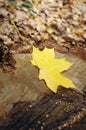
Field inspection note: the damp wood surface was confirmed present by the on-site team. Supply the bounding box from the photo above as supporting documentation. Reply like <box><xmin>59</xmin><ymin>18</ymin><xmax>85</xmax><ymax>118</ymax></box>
<box><xmin>0</xmin><ymin>89</ymin><xmax>86</xmax><ymax>130</ymax></box>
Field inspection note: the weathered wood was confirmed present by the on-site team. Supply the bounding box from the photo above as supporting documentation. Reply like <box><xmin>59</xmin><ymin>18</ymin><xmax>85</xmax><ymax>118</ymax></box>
<box><xmin>0</xmin><ymin>53</ymin><xmax>86</xmax><ymax>130</ymax></box>
<box><xmin>0</xmin><ymin>88</ymin><xmax>86</xmax><ymax>130</ymax></box>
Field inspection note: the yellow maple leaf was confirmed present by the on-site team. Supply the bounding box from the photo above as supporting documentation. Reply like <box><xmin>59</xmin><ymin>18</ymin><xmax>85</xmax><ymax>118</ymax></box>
<box><xmin>31</xmin><ymin>46</ymin><xmax>76</xmax><ymax>93</ymax></box>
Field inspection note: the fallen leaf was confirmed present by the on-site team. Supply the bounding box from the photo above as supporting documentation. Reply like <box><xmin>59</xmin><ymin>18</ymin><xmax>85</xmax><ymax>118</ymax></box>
<box><xmin>33</xmin><ymin>0</ymin><xmax>39</xmax><ymax>6</ymax></box>
<box><xmin>31</xmin><ymin>46</ymin><xmax>76</xmax><ymax>93</ymax></box>
<box><xmin>9</xmin><ymin>0</ymin><xmax>17</xmax><ymax>6</ymax></box>
<box><xmin>22</xmin><ymin>1</ymin><xmax>33</xmax><ymax>8</ymax></box>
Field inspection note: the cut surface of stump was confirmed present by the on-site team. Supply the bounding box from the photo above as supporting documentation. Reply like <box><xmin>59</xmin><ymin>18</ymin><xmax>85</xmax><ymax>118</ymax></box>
<box><xmin>0</xmin><ymin>52</ymin><xmax>86</xmax><ymax>130</ymax></box>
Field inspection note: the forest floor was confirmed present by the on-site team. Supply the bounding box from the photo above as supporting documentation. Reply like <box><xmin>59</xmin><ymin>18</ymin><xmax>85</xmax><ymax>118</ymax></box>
<box><xmin>0</xmin><ymin>0</ymin><xmax>86</xmax><ymax>130</ymax></box>
<box><xmin>0</xmin><ymin>0</ymin><xmax>86</xmax><ymax>71</ymax></box>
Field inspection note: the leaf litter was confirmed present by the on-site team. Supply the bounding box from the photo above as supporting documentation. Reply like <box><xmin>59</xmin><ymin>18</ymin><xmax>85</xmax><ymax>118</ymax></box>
<box><xmin>0</xmin><ymin>0</ymin><xmax>86</xmax><ymax>71</ymax></box>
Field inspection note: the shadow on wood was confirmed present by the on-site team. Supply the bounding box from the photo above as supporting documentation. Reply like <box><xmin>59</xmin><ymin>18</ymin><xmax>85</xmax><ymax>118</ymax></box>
<box><xmin>0</xmin><ymin>87</ymin><xmax>86</xmax><ymax>130</ymax></box>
